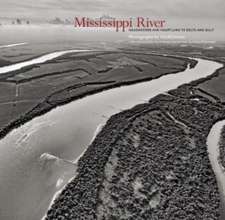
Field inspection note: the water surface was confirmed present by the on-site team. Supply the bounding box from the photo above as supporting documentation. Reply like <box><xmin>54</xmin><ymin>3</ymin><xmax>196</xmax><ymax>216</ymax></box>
<box><xmin>0</xmin><ymin>55</ymin><xmax>222</xmax><ymax>220</ymax></box>
<box><xmin>207</xmin><ymin>120</ymin><xmax>225</xmax><ymax>219</ymax></box>
<box><xmin>0</xmin><ymin>49</ymin><xmax>89</xmax><ymax>74</ymax></box>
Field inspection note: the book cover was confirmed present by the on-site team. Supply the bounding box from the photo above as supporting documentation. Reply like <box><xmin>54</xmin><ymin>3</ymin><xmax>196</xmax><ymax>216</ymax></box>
<box><xmin>0</xmin><ymin>1</ymin><xmax>224</xmax><ymax>219</ymax></box>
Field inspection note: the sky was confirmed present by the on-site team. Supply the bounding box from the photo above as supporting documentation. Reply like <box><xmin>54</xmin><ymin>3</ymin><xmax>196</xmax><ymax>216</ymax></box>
<box><xmin>0</xmin><ymin>0</ymin><xmax>224</xmax><ymax>20</ymax></box>
<box><xmin>0</xmin><ymin>0</ymin><xmax>224</xmax><ymax>41</ymax></box>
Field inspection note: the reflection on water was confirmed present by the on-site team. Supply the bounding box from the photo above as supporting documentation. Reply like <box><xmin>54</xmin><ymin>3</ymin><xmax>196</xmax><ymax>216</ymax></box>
<box><xmin>0</xmin><ymin>56</ymin><xmax>222</xmax><ymax>220</ymax></box>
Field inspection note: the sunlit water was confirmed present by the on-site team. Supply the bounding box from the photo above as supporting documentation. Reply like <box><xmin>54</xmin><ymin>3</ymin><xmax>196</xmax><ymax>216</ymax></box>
<box><xmin>0</xmin><ymin>49</ymin><xmax>90</xmax><ymax>74</ymax></box>
<box><xmin>0</xmin><ymin>53</ymin><xmax>222</xmax><ymax>219</ymax></box>
<box><xmin>0</xmin><ymin>42</ymin><xmax>28</xmax><ymax>49</ymax></box>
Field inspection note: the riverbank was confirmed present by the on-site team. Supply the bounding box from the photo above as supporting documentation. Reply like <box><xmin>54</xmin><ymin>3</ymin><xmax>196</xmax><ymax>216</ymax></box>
<box><xmin>43</xmin><ymin>56</ymin><xmax>225</xmax><ymax>219</ymax></box>
<box><xmin>0</xmin><ymin>50</ymin><xmax>194</xmax><ymax>139</ymax></box>
<box><xmin>0</xmin><ymin>48</ymin><xmax>223</xmax><ymax>219</ymax></box>
<box><xmin>218</xmin><ymin>125</ymin><xmax>225</xmax><ymax>169</ymax></box>
<box><xmin>0</xmin><ymin>48</ymin><xmax>204</xmax><ymax>220</ymax></box>
<box><xmin>45</xmin><ymin>81</ymin><xmax>225</xmax><ymax>219</ymax></box>
<box><xmin>42</xmin><ymin>53</ymin><xmax>225</xmax><ymax>220</ymax></box>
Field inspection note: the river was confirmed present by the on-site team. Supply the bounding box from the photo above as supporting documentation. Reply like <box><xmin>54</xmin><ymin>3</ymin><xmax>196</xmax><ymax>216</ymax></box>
<box><xmin>0</xmin><ymin>49</ymin><xmax>90</xmax><ymax>74</ymax></box>
<box><xmin>0</xmin><ymin>42</ymin><xmax>28</xmax><ymax>49</ymax></box>
<box><xmin>0</xmin><ymin>52</ymin><xmax>222</xmax><ymax>220</ymax></box>
<box><xmin>207</xmin><ymin>120</ymin><xmax>225</xmax><ymax>219</ymax></box>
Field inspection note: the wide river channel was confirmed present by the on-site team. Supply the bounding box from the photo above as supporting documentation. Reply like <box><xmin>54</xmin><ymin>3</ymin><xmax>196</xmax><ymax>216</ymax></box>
<box><xmin>0</xmin><ymin>50</ymin><xmax>223</xmax><ymax>220</ymax></box>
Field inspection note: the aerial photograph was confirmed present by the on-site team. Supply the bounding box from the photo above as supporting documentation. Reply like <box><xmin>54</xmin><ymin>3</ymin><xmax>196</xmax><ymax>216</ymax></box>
<box><xmin>0</xmin><ymin>0</ymin><xmax>225</xmax><ymax>219</ymax></box>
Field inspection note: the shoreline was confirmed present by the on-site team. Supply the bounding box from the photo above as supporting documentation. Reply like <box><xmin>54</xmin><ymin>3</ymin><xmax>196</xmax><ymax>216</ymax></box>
<box><xmin>42</xmin><ymin>57</ymin><xmax>225</xmax><ymax>219</ymax></box>
<box><xmin>0</xmin><ymin>52</ymin><xmax>194</xmax><ymax>140</ymax></box>
<box><xmin>218</xmin><ymin>122</ymin><xmax>225</xmax><ymax>170</ymax></box>
<box><xmin>0</xmin><ymin>52</ymin><xmax>224</xmax><ymax>219</ymax></box>
<box><xmin>45</xmin><ymin>82</ymin><xmax>225</xmax><ymax>219</ymax></box>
